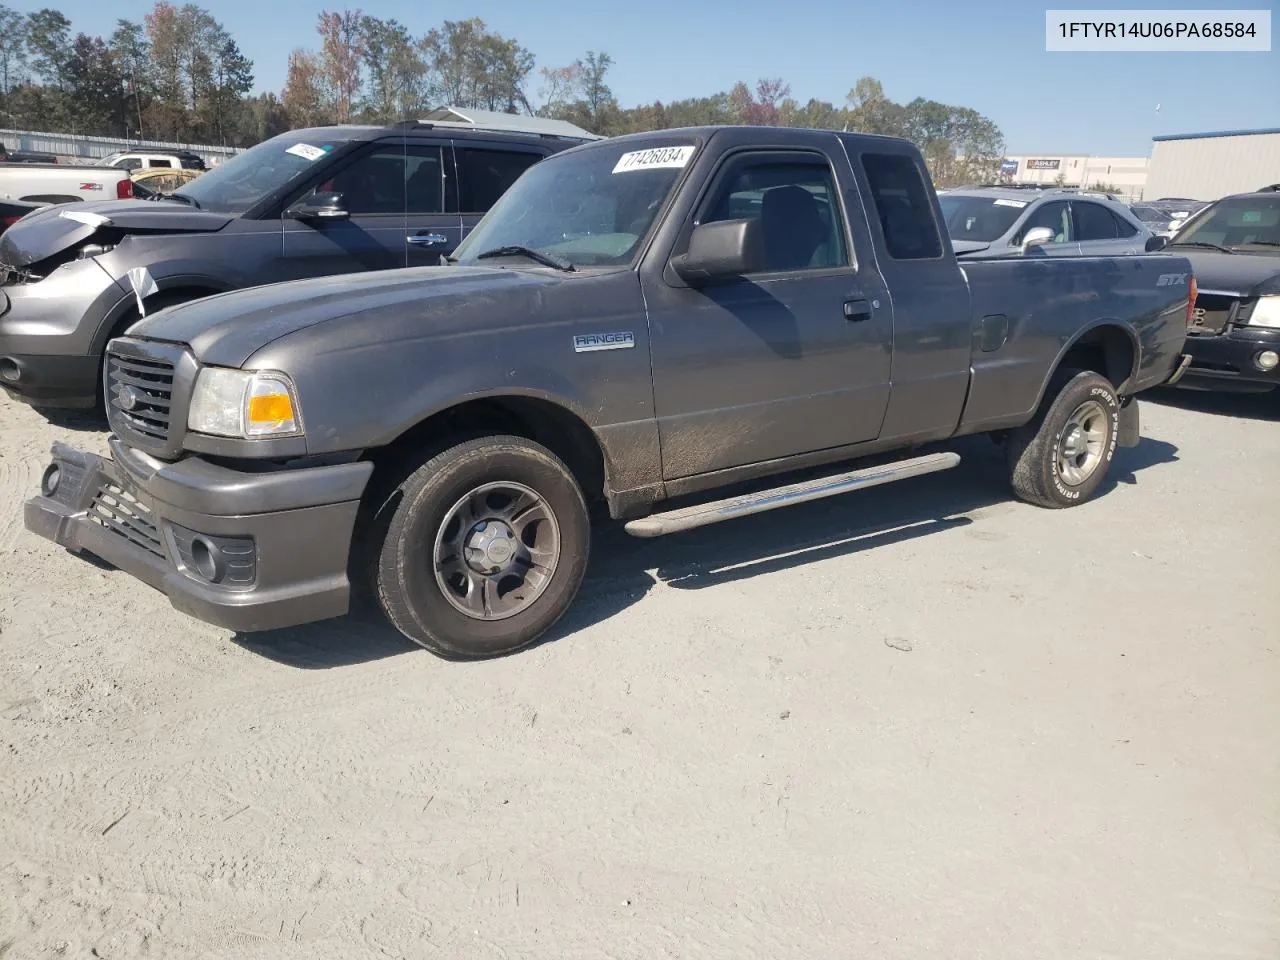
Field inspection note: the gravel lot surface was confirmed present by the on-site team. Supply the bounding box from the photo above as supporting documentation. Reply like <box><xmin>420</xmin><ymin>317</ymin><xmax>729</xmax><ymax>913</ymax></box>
<box><xmin>1</xmin><ymin>386</ymin><xmax>1277</xmax><ymax>959</ymax></box>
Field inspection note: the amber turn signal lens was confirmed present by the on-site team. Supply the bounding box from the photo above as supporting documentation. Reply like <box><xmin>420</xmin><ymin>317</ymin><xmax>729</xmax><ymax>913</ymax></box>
<box><xmin>247</xmin><ymin>392</ymin><xmax>294</xmax><ymax>425</ymax></box>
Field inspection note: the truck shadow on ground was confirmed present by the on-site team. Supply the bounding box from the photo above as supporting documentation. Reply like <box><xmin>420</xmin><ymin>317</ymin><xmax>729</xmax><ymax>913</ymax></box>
<box><xmin>1145</xmin><ymin>386</ymin><xmax>1279</xmax><ymax>422</ymax></box>
<box><xmin>34</xmin><ymin>406</ymin><xmax>110</xmax><ymax>433</ymax></box>
<box><xmin>232</xmin><ymin>433</ymin><xmax>1178</xmax><ymax>669</ymax></box>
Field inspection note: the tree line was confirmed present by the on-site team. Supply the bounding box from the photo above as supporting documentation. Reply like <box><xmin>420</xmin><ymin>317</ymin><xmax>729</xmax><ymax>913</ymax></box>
<box><xmin>0</xmin><ymin>4</ymin><xmax>1006</xmax><ymax>184</ymax></box>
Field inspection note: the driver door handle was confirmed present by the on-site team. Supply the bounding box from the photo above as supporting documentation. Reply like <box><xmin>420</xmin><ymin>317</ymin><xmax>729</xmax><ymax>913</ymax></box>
<box><xmin>408</xmin><ymin>233</ymin><xmax>448</xmax><ymax>246</ymax></box>
<box><xmin>843</xmin><ymin>298</ymin><xmax>872</xmax><ymax>322</ymax></box>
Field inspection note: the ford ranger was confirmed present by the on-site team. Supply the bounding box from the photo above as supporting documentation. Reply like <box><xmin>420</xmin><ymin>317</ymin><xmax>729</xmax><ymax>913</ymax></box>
<box><xmin>24</xmin><ymin>126</ymin><xmax>1195</xmax><ymax>660</ymax></box>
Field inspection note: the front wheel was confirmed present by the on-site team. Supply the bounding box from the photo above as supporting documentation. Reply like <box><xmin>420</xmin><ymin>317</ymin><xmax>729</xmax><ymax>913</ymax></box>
<box><xmin>372</xmin><ymin>435</ymin><xmax>590</xmax><ymax>659</ymax></box>
<box><xmin>1007</xmin><ymin>369</ymin><xmax>1120</xmax><ymax>508</ymax></box>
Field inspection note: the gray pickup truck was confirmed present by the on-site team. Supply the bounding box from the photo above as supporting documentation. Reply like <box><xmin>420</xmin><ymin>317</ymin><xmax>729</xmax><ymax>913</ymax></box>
<box><xmin>24</xmin><ymin>126</ymin><xmax>1194</xmax><ymax>660</ymax></box>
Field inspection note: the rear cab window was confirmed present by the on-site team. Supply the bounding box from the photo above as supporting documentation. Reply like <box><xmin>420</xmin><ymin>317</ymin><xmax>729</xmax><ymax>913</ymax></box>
<box><xmin>859</xmin><ymin>152</ymin><xmax>944</xmax><ymax>260</ymax></box>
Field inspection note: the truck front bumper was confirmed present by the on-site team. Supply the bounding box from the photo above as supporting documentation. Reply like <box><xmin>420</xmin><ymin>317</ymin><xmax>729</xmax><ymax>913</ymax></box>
<box><xmin>1179</xmin><ymin>327</ymin><xmax>1280</xmax><ymax>392</ymax></box>
<box><xmin>24</xmin><ymin>439</ymin><xmax>374</xmax><ymax>633</ymax></box>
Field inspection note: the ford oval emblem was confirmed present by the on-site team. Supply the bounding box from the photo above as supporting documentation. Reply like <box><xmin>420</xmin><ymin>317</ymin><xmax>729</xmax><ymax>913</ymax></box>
<box><xmin>118</xmin><ymin>385</ymin><xmax>140</xmax><ymax>411</ymax></box>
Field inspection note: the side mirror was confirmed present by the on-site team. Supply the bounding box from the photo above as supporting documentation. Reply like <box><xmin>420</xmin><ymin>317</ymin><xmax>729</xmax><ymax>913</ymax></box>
<box><xmin>288</xmin><ymin>191</ymin><xmax>349</xmax><ymax>221</ymax></box>
<box><xmin>671</xmin><ymin>218</ymin><xmax>767</xmax><ymax>284</ymax></box>
<box><xmin>1020</xmin><ymin>226</ymin><xmax>1055</xmax><ymax>252</ymax></box>
<box><xmin>1145</xmin><ymin>234</ymin><xmax>1167</xmax><ymax>252</ymax></box>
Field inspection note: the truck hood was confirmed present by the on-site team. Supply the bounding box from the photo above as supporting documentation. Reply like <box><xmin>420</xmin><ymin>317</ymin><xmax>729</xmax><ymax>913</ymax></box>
<box><xmin>128</xmin><ymin>265</ymin><xmax>559</xmax><ymax>368</ymax></box>
<box><xmin>0</xmin><ymin>199</ymin><xmax>232</xmax><ymax>268</ymax></box>
<box><xmin>1174</xmin><ymin>249</ymin><xmax>1280</xmax><ymax>297</ymax></box>
<box><xmin>950</xmin><ymin>239</ymin><xmax>993</xmax><ymax>256</ymax></box>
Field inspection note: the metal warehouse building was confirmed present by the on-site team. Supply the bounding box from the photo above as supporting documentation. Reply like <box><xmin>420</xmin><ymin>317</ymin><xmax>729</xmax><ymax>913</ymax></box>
<box><xmin>1144</xmin><ymin>128</ymin><xmax>1280</xmax><ymax>202</ymax></box>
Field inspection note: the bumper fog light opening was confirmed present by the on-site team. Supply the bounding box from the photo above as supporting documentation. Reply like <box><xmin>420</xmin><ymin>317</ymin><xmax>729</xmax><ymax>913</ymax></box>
<box><xmin>190</xmin><ymin>536</ymin><xmax>224</xmax><ymax>584</ymax></box>
<box><xmin>0</xmin><ymin>357</ymin><xmax>20</xmax><ymax>383</ymax></box>
<box><xmin>1255</xmin><ymin>350</ymin><xmax>1279</xmax><ymax>372</ymax></box>
<box><xmin>40</xmin><ymin>463</ymin><xmax>61</xmax><ymax>498</ymax></box>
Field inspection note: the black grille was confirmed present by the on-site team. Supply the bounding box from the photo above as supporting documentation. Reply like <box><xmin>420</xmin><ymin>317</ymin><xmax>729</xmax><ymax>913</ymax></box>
<box><xmin>1187</xmin><ymin>293</ymin><xmax>1238</xmax><ymax>336</ymax></box>
<box><xmin>88</xmin><ymin>482</ymin><xmax>165</xmax><ymax>559</ymax></box>
<box><xmin>107</xmin><ymin>353</ymin><xmax>175</xmax><ymax>443</ymax></box>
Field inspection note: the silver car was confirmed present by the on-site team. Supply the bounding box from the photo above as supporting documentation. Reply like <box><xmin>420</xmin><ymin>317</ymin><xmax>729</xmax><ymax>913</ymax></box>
<box><xmin>938</xmin><ymin>187</ymin><xmax>1163</xmax><ymax>258</ymax></box>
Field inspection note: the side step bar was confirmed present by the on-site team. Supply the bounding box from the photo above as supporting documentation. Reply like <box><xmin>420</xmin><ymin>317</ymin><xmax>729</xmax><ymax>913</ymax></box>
<box><xmin>623</xmin><ymin>451</ymin><xmax>961</xmax><ymax>538</ymax></box>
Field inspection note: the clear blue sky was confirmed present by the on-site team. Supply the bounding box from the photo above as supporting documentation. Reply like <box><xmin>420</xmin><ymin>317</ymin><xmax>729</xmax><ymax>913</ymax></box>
<box><xmin>12</xmin><ymin>0</ymin><xmax>1279</xmax><ymax>155</ymax></box>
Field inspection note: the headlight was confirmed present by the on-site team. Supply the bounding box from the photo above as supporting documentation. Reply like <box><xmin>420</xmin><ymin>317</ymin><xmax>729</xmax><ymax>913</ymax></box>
<box><xmin>187</xmin><ymin>367</ymin><xmax>302</xmax><ymax>439</ymax></box>
<box><xmin>1247</xmin><ymin>296</ymin><xmax>1280</xmax><ymax>330</ymax></box>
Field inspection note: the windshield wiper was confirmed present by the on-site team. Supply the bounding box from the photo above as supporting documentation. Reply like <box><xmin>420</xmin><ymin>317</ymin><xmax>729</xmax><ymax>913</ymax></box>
<box><xmin>1231</xmin><ymin>240</ymin><xmax>1280</xmax><ymax>249</ymax></box>
<box><xmin>1168</xmin><ymin>240</ymin><xmax>1233</xmax><ymax>254</ymax></box>
<box><xmin>475</xmin><ymin>245</ymin><xmax>575</xmax><ymax>272</ymax></box>
<box><xmin>162</xmin><ymin>192</ymin><xmax>200</xmax><ymax>209</ymax></box>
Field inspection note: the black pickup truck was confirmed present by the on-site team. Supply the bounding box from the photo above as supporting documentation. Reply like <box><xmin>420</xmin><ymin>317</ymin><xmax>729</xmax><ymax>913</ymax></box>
<box><xmin>25</xmin><ymin>126</ymin><xmax>1194</xmax><ymax>659</ymax></box>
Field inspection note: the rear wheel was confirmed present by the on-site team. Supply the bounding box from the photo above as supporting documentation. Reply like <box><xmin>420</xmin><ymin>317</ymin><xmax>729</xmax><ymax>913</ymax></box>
<box><xmin>371</xmin><ymin>435</ymin><xmax>590</xmax><ymax>659</ymax></box>
<box><xmin>1007</xmin><ymin>369</ymin><xmax>1120</xmax><ymax>508</ymax></box>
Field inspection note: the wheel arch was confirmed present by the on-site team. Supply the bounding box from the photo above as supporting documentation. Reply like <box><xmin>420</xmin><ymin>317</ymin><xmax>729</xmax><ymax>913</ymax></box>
<box><xmin>364</xmin><ymin>392</ymin><xmax>611</xmax><ymax>511</ymax></box>
<box><xmin>1033</xmin><ymin>320</ymin><xmax>1138</xmax><ymax>411</ymax></box>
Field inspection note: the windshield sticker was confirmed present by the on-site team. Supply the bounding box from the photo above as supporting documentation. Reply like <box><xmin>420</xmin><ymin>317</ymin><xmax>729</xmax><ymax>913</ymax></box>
<box><xmin>993</xmin><ymin>198</ymin><xmax>1029</xmax><ymax>208</ymax></box>
<box><xmin>58</xmin><ymin>209</ymin><xmax>112</xmax><ymax>227</ymax></box>
<box><xmin>1241</xmin><ymin>210</ymin><xmax>1262</xmax><ymax>223</ymax></box>
<box><xmin>612</xmin><ymin>146</ymin><xmax>695</xmax><ymax>174</ymax></box>
<box><xmin>286</xmin><ymin>143</ymin><xmax>327</xmax><ymax>162</ymax></box>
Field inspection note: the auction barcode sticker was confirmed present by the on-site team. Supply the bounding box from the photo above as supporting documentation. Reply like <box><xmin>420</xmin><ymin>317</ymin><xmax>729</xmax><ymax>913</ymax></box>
<box><xmin>1046</xmin><ymin>9</ymin><xmax>1271</xmax><ymax>50</ymax></box>
<box><xmin>612</xmin><ymin>146</ymin><xmax>696</xmax><ymax>174</ymax></box>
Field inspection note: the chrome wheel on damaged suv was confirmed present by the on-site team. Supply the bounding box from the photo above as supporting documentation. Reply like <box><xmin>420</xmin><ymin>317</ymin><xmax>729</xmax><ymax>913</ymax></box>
<box><xmin>370</xmin><ymin>436</ymin><xmax>590</xmax><ymax>659</ymax></box>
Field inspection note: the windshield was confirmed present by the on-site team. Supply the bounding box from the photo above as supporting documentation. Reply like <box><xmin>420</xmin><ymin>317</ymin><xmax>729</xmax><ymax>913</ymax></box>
<box><xmin>172</xmin><ymin>133</ymin><xmax>354</xmax><ymax>215</ymax></box>
<box><xmin>1171</xmin><ymin>196</ymin><xmax>1280</xmax><ymax>252</ymax></box>
<box><xmin>937</xmin><ymin>194</ymin><xmax>1028</xmax><ymax>242</ymax></box>
<box><xmin>452</xmin><ymin>138</ymin><xmax>699</xmax><ymax>268</ymax></box>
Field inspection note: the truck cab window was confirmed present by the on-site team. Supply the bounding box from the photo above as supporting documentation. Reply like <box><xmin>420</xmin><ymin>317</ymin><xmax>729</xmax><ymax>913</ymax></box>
<box><xmin>860</xmin><ymin>153</ymin><xmax>943</xmax><ymax>260</ymax></box>
<box><xmin>701</xmin><ymin>159</ymin><xmax>849</xmax><ymax>271</ymax></box>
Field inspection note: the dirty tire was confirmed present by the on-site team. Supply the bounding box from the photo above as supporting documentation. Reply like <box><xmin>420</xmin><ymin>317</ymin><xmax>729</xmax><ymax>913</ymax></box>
<box><xmin>372</xmin><ymin>435</ymin><xmax>590</xmax><ymax>660</ymax></box>
<box><xmin>1007</xmin><ymin>368</ymin><xmax>1120</xmax><ymax>509</ymax></box>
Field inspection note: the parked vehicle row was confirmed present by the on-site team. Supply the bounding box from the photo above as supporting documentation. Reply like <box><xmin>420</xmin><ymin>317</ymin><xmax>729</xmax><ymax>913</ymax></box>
<box><xmin>0</xmin><ymin>120</ymin><xmax>591</xmax><ymax>407</ymax></box>
<box><xmin>18</xmin><ymin>124</ymin><xmax>1195</xmax><ymax>659</ymax></box>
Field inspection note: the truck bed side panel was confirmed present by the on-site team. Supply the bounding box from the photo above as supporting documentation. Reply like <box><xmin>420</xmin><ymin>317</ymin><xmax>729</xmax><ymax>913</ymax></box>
<box><xmin>956</xmin><ymin>255</ymin><xmax>1191</xmax><ymax>434</ymax></box>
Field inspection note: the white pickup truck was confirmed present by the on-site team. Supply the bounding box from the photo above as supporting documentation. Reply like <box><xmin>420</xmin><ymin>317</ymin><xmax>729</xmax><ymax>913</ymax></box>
<box><xmin>0</xmin><ymin>161</ymin><xmax>135</xmax><ymax>204</ymax></box>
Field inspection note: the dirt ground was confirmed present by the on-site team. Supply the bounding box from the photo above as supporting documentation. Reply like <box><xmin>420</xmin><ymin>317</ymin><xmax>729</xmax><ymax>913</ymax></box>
<box><xmin>0</xmin><ymin>386</ymin><xmax>1277</xmax><ymax>960</ymax></box>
